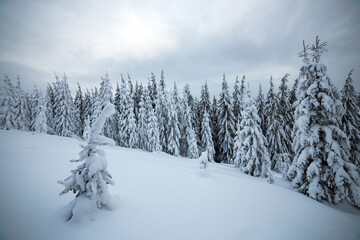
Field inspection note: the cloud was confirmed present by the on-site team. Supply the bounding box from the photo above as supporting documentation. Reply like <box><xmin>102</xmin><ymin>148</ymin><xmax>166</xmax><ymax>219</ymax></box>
<box><xmin>0</xmin><ymin>0</ymin><xmax>359</xmax><ymax>97</ymax></box>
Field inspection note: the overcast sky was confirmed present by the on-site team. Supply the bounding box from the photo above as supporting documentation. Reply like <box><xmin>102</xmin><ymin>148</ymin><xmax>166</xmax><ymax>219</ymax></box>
<box><xmin>0</xmin><ymin>0</ymin><xmax>359</xmax><ymax>97</ymax></box>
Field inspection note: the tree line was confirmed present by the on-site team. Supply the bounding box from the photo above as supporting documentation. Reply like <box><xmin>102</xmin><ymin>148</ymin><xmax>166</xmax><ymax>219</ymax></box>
<box><xmin>1</xmin><ymin>37</ymin><xmax>360</xmax><ymax>208</ymax></box>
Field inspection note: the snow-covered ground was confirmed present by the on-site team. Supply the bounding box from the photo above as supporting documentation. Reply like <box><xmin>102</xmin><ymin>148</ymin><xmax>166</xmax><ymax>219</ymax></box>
<box><xmin>0</xmin><ymin>130</ymin><xmax>359</xmax><ymax>240</ymax></box>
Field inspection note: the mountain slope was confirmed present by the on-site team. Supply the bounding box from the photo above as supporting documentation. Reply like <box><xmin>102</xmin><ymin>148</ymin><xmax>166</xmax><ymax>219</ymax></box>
<box><xmin>0</xmin><ymin>130</ymin><xmax>359</xmax><ymax>240</ymax></box>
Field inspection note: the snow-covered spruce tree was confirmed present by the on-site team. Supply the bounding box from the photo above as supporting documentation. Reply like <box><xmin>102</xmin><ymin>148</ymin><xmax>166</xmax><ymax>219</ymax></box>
<box><xmin>112</xmin><ymin>83</ymin><xmax>121</xmax><ymax>144</ymax></box>
<box><xmin>14</xmin><ymin>75</ymin><xmax>30</xmax><ymax>131</ymax></box>
<box><xmin>211</xmin><ymin>96</ymin><xmax>221</xmax><ymax>162</ymax></box>
<box><xmin>145</xmin><ymin>81</ymin><xmax>160</xmax><ymax>152</ymax></box>
<box><xmin>74</xmin><ymin>83</ymin><xmax>84</xmax><ymax>136</ymax></box>
<box><xmin>34</xmin><ymin>93</ymin><xmax>48</xmax><ymax>133</ymax></box>
<box><xmin>54</xmin><ymin>73</ymin><xmax>75</xmax><ymax>137</ymax></box>
<box><xmin>233</xmin><ymin>75</ymin><xmax>246</xmax><ymax>123</ymax></box>
<box><xmin>117</xmin><ymin>75</ymin><xmax>129</xmax><ymax>147</ymax></box>
<box><xmin>137</xmin><ymin>88</ymin><xmax>148</xmax><ymax>150</ymax></box>
<box><xmin>201</xmin><ymin>110</ymin><xmax>215</xmax><ymax>162</ymax></box>
<box><xmin>255</xmin><ymin>84</ymin><xmax>266</xmax><ymax>135</ymax></box>
<box><xmin>233</xmin><ymin>76</ymin><xmax>241</xmax><ymax>122</ymax></box>
<box><xmin>289</xmin><ymin>78</ymin><xmax>299</xmax><ymax>131</ymax></box>
<box><xmin>45</xmin><ymin>84</ymin><xmax>56</xmax><ymax>134</ymax></box>
<box><xmin>288</xmin><ymin>37</ymin><xmax>360</xmax><ymax>207</ymax></box>
<box><xmin>126</xmin><ymin>88</ymin><xmax>139</xmax><ymax>149</ymax></box>
<box><xmin>184</xmin><ymin>83</ymin><xmax>198</xmax><ymax>143</ymax></box>
<box><xmin>199</xmin><ymin>82</ymin><xmax>211</xmax><ymax>134</ymax></box>
<box><xmin>147</xmin><ymin>107</ymin><xmax>160</xmax><ymax>152</ymax></box>
<box><xmin>149</xmin><ymin>73</ymin><xmax>158</xmax><ymax>109</ymax></box>
<box><xmin>58</xmin><ymin>102</ymin><xmax>116</xmax><ymax>222</ymax></box>
<box><xmin>0</xmin><ymin>74</ymin><xmax>17</xmax><ymax>130</ymax></box>
<box><xmin>278</xmin><ymin>74</ymin><xmax>293</xmax><ymax>149</ymax></box>
<box><xmin>218</xmin><ymin>74</ymin><xmax>235</xmax><ymax>164</ymax></box>
<box><xmin>182</xmin><ymin>93</ymin><xmax>199</xmax><ymax>158</ymax></box>
<box><xmin>167</xmin><ymin>95</ymin><xmax>181</xmax><ymax>156</ymax></box>
<box><xmin>265</xmin><ymin>76</ymin><xmax>291</xmax><ymax>175</ymax></box>
<box><xmin>264</xmin><ymin>76</ymin><xmax>279</xmax><ymax>170</ymax></box>
<box><xmin>98</xmin><ymin>73</ymin><xmax>113</xmax><ymax>139</ymax></box>
<box><xmin>341</xmin><ymin>69</ymin><xmax>360</xmax><ymax>168</ymax></box>
<box><xmin>83</xmin><ymin>90</ymin><xmax>92</xmax><ymax>123</ymax></box>
<box><xmin>233</xmin><ymin>95</ymin><xmax>273</xmax><ymax>183</ymax></box>
<box><xmin>133</xmin><ymin>81</ymin><xmax>143</xmax><ymax>122</ymax></box>
<box><xmin>156</xmin><ymin>75</ymin><xmax>169</xmax><ymax>152</ymax></box>
<box><xmin>30</xmin><ymin>84</ymin><xmax>40</xmax><ymax>131</ymax></box>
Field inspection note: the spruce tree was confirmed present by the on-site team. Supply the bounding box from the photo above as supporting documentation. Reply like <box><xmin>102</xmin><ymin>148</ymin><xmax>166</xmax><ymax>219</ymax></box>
<box><xmin>34</xmin><ymin>93</ymin><xmax>48</xmax><ymax>133</ymax></box>
<box><xmin>126</xmin><ymin>88</ymin><xmax>139</xmax><ymax>149</ymax></box>
<box><xmin>0</xmin><ymin>74</ymin><xmax>17</xmax><ymax>130</ymax></box>
<box><xmin>264</xmin><ymin>76</ymin><xmax>280</xmax><ymax>170</ymax></box>
<box><xmin>30</xmin><ymin>84</ymin><xmax>40</xmax><ymax>131</ymax></box>
<box><xmin>45</xmin><ymin>84</ymin><xmax>56</xmax><ymax>134</ymax></box>
<box><xmin>182</xmin><ymin>93</ymin><xmax>199</xmax><ymax>158</ymax></box>
<box><xmin>167</xmin><ymin>95</ymin><xmax>181</xmax><ymax>156</ymax></box>
<box><xmin>341</xmin><ymin>69</ymin><xmax>360</xmax><ymax>168</ymax></box>
<box><xmin>156</xmin><ymin>79</ymin><xmax>169</xmax><ymax>152</ymax></box>
<box><xmin>201</xmin><ymin>110</ymin><xmax>215</xmax><ymax>162</ymax></box>
<box><xmin>147</xmin><ymin>106</ymin><xmax>160</xmax><ymax>152</ymax></box>
<box><xmin>149</xmin><ymin>73</ymin><xmax>157</xmax><ymax>109</ymax></box>
<box><xmin>144</xmin><ymin>81</ymin><xmax>160</xmax><ymax>152</ymax></box>
<box><xmin>74</xmin><ymin>83</ymin><xmax>84</xmax><ymax>136</ymax></box>
<box><xmin>233</xmin><ymin>96</ymin><xmax>273</xmax><ymax>183</ymax></box>
<box><xmin>218</xmin><ymin>74</ymin><xmax>235</xmax><ymax>164</ymax></box>
<box><xmin>137</xmin><ymin>88</ymin><xmax>148</xmax><ymax>150</ymax></box>
<box><xmin>278</xmin><ymin>73</ymin><xmax>293</xmax><ymax>149</ymax></box>
<box><xmin>58</xmin><ymin>102</ymin><xmax>116</xmax><ymax>222</ymax></box>
<box><xmin>255</xmin><ymin>84</ymin><xmax>266</xmax><ymax>135</ymax></box>
<box><xmin>211</xmin><ymin>96</ymin><xmax>220</xmax><ymax>162</ymax></box>
<box><xmin>288</xmin><ymin>37</ymin><xmax>360</xmax><ymax>207</ymax></box>
<box><xmin>14</xmin><ymin>75</ymin><xmax>30</xmax><ymax>131</ymax></box>
<box><xmin>233</xmin><ymin>76</ymin><xmax>241</xmax><ymax>122</ymax></box>
<box><xmin>54</xmin><ymin>73</ymin><xmax>75</xmax><ymax>137</ymax></box>
<box><xmin>83</xmin><ymin>90</ymin><xmax>92</xmax><ymax>122</ymax></box>
<box><xmin>117</xmin><ymin>75</ymin><xmax>129</xmax><ymax>147</ymax></box>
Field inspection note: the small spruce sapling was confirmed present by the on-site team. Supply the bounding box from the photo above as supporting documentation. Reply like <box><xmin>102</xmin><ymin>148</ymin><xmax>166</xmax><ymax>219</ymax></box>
<box><xmin>58</xmin><ymin>102</ymin><xmax>116</xmax><ymax>222</ymax></box>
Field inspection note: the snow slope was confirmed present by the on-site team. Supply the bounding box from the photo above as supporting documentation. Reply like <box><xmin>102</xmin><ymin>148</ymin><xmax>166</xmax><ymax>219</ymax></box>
<box><xmin>0</xmin><ymin>130</ymin><xmax>359</xmax><ymax>240</ymax></box>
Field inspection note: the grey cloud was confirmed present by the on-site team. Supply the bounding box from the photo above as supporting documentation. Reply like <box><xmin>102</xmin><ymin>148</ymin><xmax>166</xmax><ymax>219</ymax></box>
<box><xmin>0</xmin><ymin>0</ymin><xmax>359</xmax><ymax>97</ymax></box>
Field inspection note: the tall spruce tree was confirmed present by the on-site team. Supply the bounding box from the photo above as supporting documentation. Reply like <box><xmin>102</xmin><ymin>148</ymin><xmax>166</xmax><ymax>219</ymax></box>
<box><xmin>233</xmin><ymin>76</ymin><xmax>241</xmax><ymax>122</ymax></box>
<box><xmin>34</xmin><ymin>92</ymin><xmax>48</xmax><ymax>133</ymax></box>
<box><xmin>201</xmin><ymin>110</ymin><xmax>215</xmax><ymax>162</ymax></box>
<box><xmin>54</xmin><ymin>73</ymin><xmax>75</xmax><ymax>137</ymax></box>
<box><xmin>126</xmin><ymin>87</ymin><xmax>138</xmax><ymax>149</ymax></box>
<box><xmin>264</xmin><ymin>76</ymin><xmax>280</xmax><ymax>170</ymax></box>
<box><xmin>138</xmin><ymin>87</ymin><xmax>148</xmax><ymax>150</ymax></box>
<box><xmin>278</xmin><ymin>74</ymin><xmax>293</xmax><ymax>147</ymax></box>
<box><xmin>30</xmin><ymin>84</ymin><xmax>40</xmax><ymax>131</ymax></box>
<box><xmin>233</xmin><ymin>94</ymin><xmax>273</xmax><ymax>183</ymax></box>
<box><xmin>74</xmin><ymin>83</ymin><xmax>84</xmax><ymax>136</ymax></box>
<box><xmin>0</xmin><ymin>74</ymin><xmax>17</xmax><ymax>130</ymax></box>
<box><xmin>211</xmin><ymin>96</ymin><xmax>220</xmax><ymax>162</ymax></box>
<box><xmin>218</xmin><ymin>74</ymin><xmax>235</xmax><ymax>164</ymax></box>
<box><xmin>255</xmin><ymin>84</ymin><xmax>266</xmax><ymax>135</ymax></box>
<box><xmin>156</xmin><ymin>78</ymin><xmax>169</xmax><ymax>152</ymax></box>
<box><xmin>182</xmin><ymin>93</ymin><xmax>199</xmax><ymax>158</ymax></box>
<box><xmin>45</xmin><ymin>84</ymin><xmax>56</xmax><ymax>134</ymax></box>
<box><xmin>341</xmin><ymin>69</ymin><xmax>360</xmax><ymax>168</ymax></box>
<box><xmin>117</xmin><ymin>75</ymin><xmax>129</xmax><ymax>147</ymax></box>
<box><xmin>288</xmin><ymin>37</ymin><xmax>360</xmax><ymax>207</ymax></box>
<box><xmin>14</xmin><ymin>76</ymin><xmax>30</xmax><ymax>131</ymax></box>
<box><xmin>167</xmin><ymin>94</ymin><xmax>181</xmax><ymax>156</ymax></box>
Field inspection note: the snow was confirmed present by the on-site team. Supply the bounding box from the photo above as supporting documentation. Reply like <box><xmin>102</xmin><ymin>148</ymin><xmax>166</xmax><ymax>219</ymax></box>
<box><xmin>0</xmin><ymin>130</ymin><xmax>360</xmax><ymax>240</ymax></box>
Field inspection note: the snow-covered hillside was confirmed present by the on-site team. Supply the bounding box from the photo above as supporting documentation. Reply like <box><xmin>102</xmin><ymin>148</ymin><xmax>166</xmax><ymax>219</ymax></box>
<box><xmin>0</xmin><ymin>130</ymin><xmax>359</xmax><ymax>240</ymax></box>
